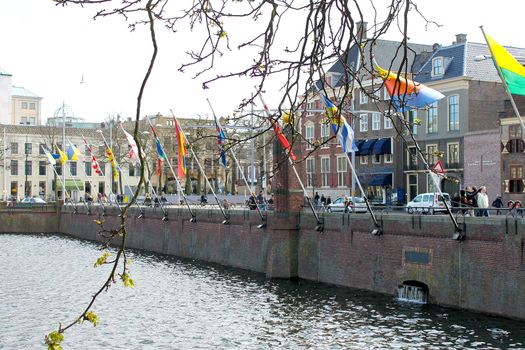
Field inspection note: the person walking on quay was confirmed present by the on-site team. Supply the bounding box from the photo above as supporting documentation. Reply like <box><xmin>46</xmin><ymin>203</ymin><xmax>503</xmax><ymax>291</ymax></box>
<box><xmin>476</xmin><ymin>186</ymin><xmax>489</xmax><ymax>217</ymax></box>
<box><xmin>313</xmin><ymin>192</ymin><xmax>320</xmax><ymax>208</ymax></box>
<box><xmin>492</xmin><ymin>194</ymin><xmax>503</xmax><ymax>215</ymax></box>
<box><xmin>460</xmin><ymin>190</ymin><xmax>469</xmax><ymax>215</ymax></box>
<box><xmin>320</xmin><ymin>194</ymin><xmax>326</xmax><ymax>207</ymax></box>
<box><xmin>325</xmin><ymin>196</ymin><xmax>332</xmax><ymax>207</ymax></box>
<box><xmin>466</xmin><ymin>186</ymin><xmax>480</xmax><ymax>216</ymax></box>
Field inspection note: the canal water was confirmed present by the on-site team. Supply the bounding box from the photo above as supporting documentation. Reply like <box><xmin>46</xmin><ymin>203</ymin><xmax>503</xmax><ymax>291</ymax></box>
<box><xmin>1</xmin><ymin>233</ymin><xmax>524</xmax><ymax>349</ymax></box>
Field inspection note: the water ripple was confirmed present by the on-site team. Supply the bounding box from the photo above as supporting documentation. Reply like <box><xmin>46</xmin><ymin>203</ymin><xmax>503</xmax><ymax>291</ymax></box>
<box><xmin>1</xmin><ymin>233</ymin><xmax>525</xmax><ymax>349</ymax></box>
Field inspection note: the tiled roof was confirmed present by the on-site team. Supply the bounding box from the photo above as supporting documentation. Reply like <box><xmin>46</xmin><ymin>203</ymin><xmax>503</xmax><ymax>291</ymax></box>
<box><xmin>0</xmin><ymin>66</ymin><xmax>12</xmax><ymax>76</ymax></box>
<box><xmin>11</xmin><ymin>86</ymin><xmax>41</xmax><ymax>98</ymax></box>
<box><xmin>416</xmin><ymin>41</ymin><xmax>525</xmax><ymax>84</ymax></box>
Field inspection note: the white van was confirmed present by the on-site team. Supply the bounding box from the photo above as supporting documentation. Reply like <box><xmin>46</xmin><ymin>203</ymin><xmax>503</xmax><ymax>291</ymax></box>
<box><xmin>406</xmin><ymin>192</ymin><xmax>451</xmax><ymax>214</ymax></box>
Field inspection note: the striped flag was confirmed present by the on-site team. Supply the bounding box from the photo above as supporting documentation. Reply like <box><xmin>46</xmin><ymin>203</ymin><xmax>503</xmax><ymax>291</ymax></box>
<box><xmin>213</xmin><ymin>115</ymin><xmax>228</xmax><ymax>167</ymax></box>
<box><xmin>260</xmin><ymin>96</ymin><xmax>296</xmax><ymax>161</ymax></box>
<box><xmin>150</xmin><ymin>125</ymin><xmax>167</xmax><ymax>176</ymax></box>
<box><xmin>173</xmin><ymin>116</ymin><xmax>187</xmax><ymax>179</ymax></box>
<box><xmin>104</xmin><ymin>142</ymin><xmax>119</xmax><ymax>179</ymax></box>
<box><xmin>82</xmin><ymin>137</ymin><xmax>102</xmax><ymax>176</ymax></box>
<box><xmin>121</xmin><ymin>126</ymin><xmax>141</xmax><ymax>165</ymax></box>
<box><xmin>323</xmin><ymin>94</ymin><xmax>358</xmax><ymax>153</ymax></box>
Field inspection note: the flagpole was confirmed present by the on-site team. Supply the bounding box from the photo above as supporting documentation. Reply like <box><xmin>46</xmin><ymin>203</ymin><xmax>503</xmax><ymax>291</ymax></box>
<box><xmin>140</xmin><ymin>140</ymin><xmax>169</xmax><ymax>220</ymax></box>
<box><xmin>145</xmin><ymin>116</ymin><xmax>196</xmax><ymax>221</ymax></box>
<box><xmin>480</xmin><ymin>26</ymin><xmax>525</xmax><ymax>138</ymax></box>
<box><xmin>258</xmin><ymin>94</ymin><xmax>323</xmax><ymax>229</ymax></box>
<box><xmin>96</xmin><ymin>131</ymin><xmax>145</xmax><ymax>218</ymax></box>
<box><xmin>82</xmin><ymin>135</ymin><xmax>123</xmax><ymax>215</ymax></box>
<box><xmin>41</xmin><ymin>145</ymin><xmax>78</xmax><ymax>213</ymax></box>
<box><xmin>65</xmin><ymin>138</ymin><xmax>90</xmax><ymax>213</ymax></box>
<box><xmin>207</xmin><ymin>98</ymin><xmax>266</xmax><ymax>222</ymax></box>
<box><xmin>170</xmin><ymin>110</ymin><xmax>230</xmax><ymax>224</ymax></box>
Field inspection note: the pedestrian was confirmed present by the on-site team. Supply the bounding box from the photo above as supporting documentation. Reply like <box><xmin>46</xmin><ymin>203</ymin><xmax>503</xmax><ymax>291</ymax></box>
<box><xmin>313</xmin><ymin>192</ymin><xmax>320</xmax><ymax>208</ymax></box>
<box><xmin>466</xmin><ymin>186</ymin><xmax>480</xmax><ymax>216</ymax></box>
<box><xmin>492</xmin><ymin>194</ymin><xmax>503</xmax><ymax>215</ymax></box>
<box><xmin>320</xmin><ymin>194</ymin><xmax>326</xmax><ymax>207</ymax></box>
<box><xmin>515</xmin><ymin>200</ymin><xmax>523</xmax><ymax>217</ymax></box>
<box><xmin>256</xmin><ymin>191</ymin><xmax>264</xmax><ymax>204</ymax></box>
<box><xmin>460</xmin><ymin>190</ymin><xmax>469</xmax><ymax>215</ymax></box>
<box><xmin>476</xmin><ymin>186</ymin><xmax>489</xmax><ymax>217</ymax></box>
<box><xmin>326</xmin><ymin>196</ymin><xmax>332</xmax><ymax>206</ymax></box>
<box><xmin>248</xmin><ymin>193</ymin><xmax>257</xmax><ymax>210</ymax></box>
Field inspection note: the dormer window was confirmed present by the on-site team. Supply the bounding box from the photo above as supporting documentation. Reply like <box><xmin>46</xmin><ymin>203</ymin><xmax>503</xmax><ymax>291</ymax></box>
<box><xmin>432</xmin><ymin>57</ymin><xmax>444</xmax><ymax>76</ymax></box>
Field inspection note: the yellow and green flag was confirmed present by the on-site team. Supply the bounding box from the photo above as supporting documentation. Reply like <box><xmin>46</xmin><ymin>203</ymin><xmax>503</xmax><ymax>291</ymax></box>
<box><xmin>486</xmin><ymin>34</ymin><xmax>525</xmax><ymax>96</ymax></box>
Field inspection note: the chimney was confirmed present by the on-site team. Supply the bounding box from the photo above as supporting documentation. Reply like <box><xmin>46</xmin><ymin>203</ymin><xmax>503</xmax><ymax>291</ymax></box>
<box><xmin>356</xmin><ymin>21</ymin><xmax>367</xmax><ymax>40</ymax></box>
<box><xmin>432</xmin><ymin>43</ymin><xmax>441</xmax><ymax>52</ymax></box>
<box><xmin>455</xmin><ymin>33</ymin><xmax>467</xmax><ymax>44</ymax></box>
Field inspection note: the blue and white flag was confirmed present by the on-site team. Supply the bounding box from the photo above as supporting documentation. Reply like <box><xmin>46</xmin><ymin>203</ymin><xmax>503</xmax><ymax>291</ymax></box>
<box><xmin>323</xmin><ymin>94</ymin><xmax>358</xmax><ymax>153</ymax></box>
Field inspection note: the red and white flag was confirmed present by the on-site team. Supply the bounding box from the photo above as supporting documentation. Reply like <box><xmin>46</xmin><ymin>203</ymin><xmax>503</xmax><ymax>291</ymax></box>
<box><xmin>83</xmin><ymin>137</ymin><xmax>102</xmax><ymax>176</ymax></box>
<box><xmin>121</xmin><ymin>126</ymin><xmax>141</xmax><ymax>165</ymax></box>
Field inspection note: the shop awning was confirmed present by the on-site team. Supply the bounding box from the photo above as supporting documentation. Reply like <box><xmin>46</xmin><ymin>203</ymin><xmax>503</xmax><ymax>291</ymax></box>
<box><xmin>358</xmin><ymin>139</ymin><xmax>377</xmax><ymax>156</ymax></box>
<box><xmin>368</xmin><ymin>173</ymin><xmax>392</xmax><ymax>186</ymax></box>
<box><xmin>372</xmin><ymin>138</ymin><xmax>392</xmax><ymax>155</ymax></box>
<box><xmin>56</xmin><ymin>179</ymin><xmax>85</xmax><ymax>191</ymax></box>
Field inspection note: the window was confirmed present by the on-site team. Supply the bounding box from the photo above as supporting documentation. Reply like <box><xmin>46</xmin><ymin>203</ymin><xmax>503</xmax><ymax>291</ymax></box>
<box><xmin>39</xmin><ymin>161</ymin><xmax>46</xmax><ymax>176</ymax></box>
<box><xmin>360</xmin><ymin>156</ymin><xmax>368</xmax><ymax>165</ymax></box>
<box><xmin>510</xmin><ymin>125</ymin><xmax>523</xmax><ymax>139</ymax></box>
<box><xmin>321</xmin><ymin>157</ymin><xmax>330</xmax><ymax>187</ymax></box>
<box><xmin>448</xmin><ymin>143</ymin><xmax>459</xmax><ymax>167</ymax></box>
<box><xmin>508</xmin><ymin>125</ymin><xmax>525</xmax><ymax>153</ymax></box>
<box><xmin>408</xmin><ymin>110</ymin><xmax>418</xmax><ymax>135</ymax></box>
<box><xmin>448</xmin><ymin>95</ymin><xmax>459</xmax><ymax>131</ymax></box>
<box><xmin>55</xmin><ymin>163</ymin><xmax>62</xmax><ymax>176</ymax></box>
<box><xmin>39</xmin><ymin>181</ymin><xmax>46</xmax><ymax>197</ymax></box>
<box><xmin>372</xmin><ymin>113</ymin><xmax>381</xmax><ymax>131</ymax></box>
<box><xmin>337</xmin><ymin>156</ymin><xmax>347</xmax><ymax>187</ymax></box>
<box><xmin>11</xmin><ymin>160</ymin><xmax>18</xmax><ymax>175</ymax></box>
<box><xmin>306</xmin><ymin>158</ymin><xmax>315</xmax><ymax>187</ymax></box>
<box><xmin>426</xmin><ymin>144</ymin><xmax>438</xmax><ymax>166</ymax></box>
<box><xmin>384</xmin><ymin>114</ymin><xmax>393</xmax><ymax>129</ymax></box>
<box><xmin>373</xmin><ymin>88</ymin><xmax>381</xmax><ymax>100</ymax></box>
<box><xmin>25</xmin><ymin>142</ymin><xmax>32</xmax><ymax>155</ymax></box>
<box><xmin>70</xmin><ymin>162</ymin><xmax>77</xmax><ymax>176</ymax></box>
<box><xmin>360</xmin><ymin>90</ymin><xmax>368</xmax><ymax>104</ymax></box>
<box><xmin>320</xmin><ymin>123</ymin><xmax>330</xmax><ymax>146</ymax></box>
<box><xmin>21</xmin><ymin>101</ymin><xmax>28</xmax><ymax>109</ymax></box>
<box><xmin>372</xmin><ymin>154</ymin><xmax>381</xmax><ymax>164</ymax></box>
<box><xmin>129</xmin><ymin>164</ymin><xmax>136</xmax><ymax>177</ymax></box>
<box><xmin>10</xmin><ymin>181</ymin><xmax>18</xmax><ymax>196</ymax></box>
<box><xmin>29</xmin><ymin>102</ymin><xmax>36</xmax><ymax>110</ymax></box>
<box><xmin>384</xmin><ymin>154</ymin><xmax>393</xmax><ymax>163</ymax></box>
<box><xmin>85</xmin><ymin>162</ymin><xmax>92</xmax><ymax>176</ymax></box>
<box><xmin>509</xmin><ymin>166</ymin><xmax>523</xmax><ymax>193</ymax></box>
<box><xmin>20</xmin><ymin>117</ymin><xmax>28</xmax><ymax>125</ymax></box>
<box><xmin>432</xmin><ymin>57</ymin><xmax>444</xmax><ymax>76</ymax></box>
<box><xmin>29</xmin><ymin>117</ymin><xmax>36</xmax><ymax>125</ymax></box>
<box><xmin>427</xmin><ymin>102</ymin><xmax>438</xmax><ymax>133</ymax></box>
<box><xmin>359</xmin><ymin>114</ymin><xmax>368</xmax><ymax>132</ymax></box>
<box><xmin>99</xmin><ymin>163</ymin><xmax>106</xmax><ymax>176</ymax></box>
<box><xmin>383</xmin><ymin>86</ymin><xmax>390</xmax><ymax>100</ymax></box>
<box><xmin>407</xmin><ymin>146</ymin><xmax>417</xmax><ymax>169</ymax></box>
<box><xmin>10</xmin><ymin>142</ymin><xmax>18</xmax><ymax>155</ymax></box>
<box><xmin>25</xmin><ymin>160</ymin><xmax>32</xmax><ymax>176</ymax></box>
<box><xmin>39</xmin><ymin>144</ymin><xmax>46</xmax><ymax>155</ymax></box>
<box><xmin>305</xmin><ymin>124</ymin><xmax>315</xmax><ymax>150</ymax></box>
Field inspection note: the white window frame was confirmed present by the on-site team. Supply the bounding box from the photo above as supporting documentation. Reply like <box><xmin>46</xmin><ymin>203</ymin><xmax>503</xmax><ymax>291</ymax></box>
<box><xmin>426</xmin><ymin>144</ymin><xmax>438</xmax><ymax>166</ymax></box>
<box><xmin>447</xmin><ymin>142</ymin><xmax>460</xmax><ymax>165</ymax></box>
<box><xmin>321</xmin><ymin>157</ymin><xmax>330</xmax><ymax>187</ymax></box>
<box><xmin>359</xmin><ymin>113</ymin><xmax>368</xmax><ymax>132</ymax></box>
<box><xmin>305</xmin><ymin>124</ymin><xmax>315</xmax><ymax>150</ymax></box>
<box><xmin>306</xmin><ymin>158</ymin><xmax>315</xmax><ymax>187</ymax></box>
<box><xmin>448</xmin><ymin>94</ymin><xmax>459</xmax><ymax>131</ymax></box>
<box><xmin>427</xmin><ymin>102</ymin><xmax>438</xmax><ymax>134</ymax></box>
<box><xmin>359</xmin><ymin>90</ymin><xmax>368</xmax><ymax>104</ymax></box>
<box><xmin>372</xmin><ymin>154</ymin><xmax>381</xmax><ymax>164</ymax></box>
<box><xmin>320</xmin><ymin>123</ymin><xmax>330</xmax><ymax>147</ymax></box>
<box><xmin>360</xmin><ymin>156</ymin><xmax>368</xmax><ymax>165</ymax></box>
<box><xmin>383</xmin><ymin>86</ymin><xmax>390</xmax><ymax>100</ymax></box>
<box><xmin>432</xmin><ymin>57</ymin><xmax>444</xmax><ymax>77</ymax></box>
<box><xmin>336</xmin><ymin>156</ymin><xmax>347</xmax><ymax>187</ymax></box>
<box><xmin>384</xmin><ymin>153</ymin><xmax>393</xmax><ymax>163</ymax></box>
<box><xmin>372</xmin><ymin>112</ymin><xmax>381</xmax><ymax>131</ymax></box>
<box><xmin>384</xmin><ymin>113</ymin><xmax>393</xmax><ymax>129</ymax></box>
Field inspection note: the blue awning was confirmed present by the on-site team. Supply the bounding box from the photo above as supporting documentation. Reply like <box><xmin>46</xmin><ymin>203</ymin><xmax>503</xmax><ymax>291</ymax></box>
<box><xmin>368</xmin><ymin>173</ymin><xmax>392</xmax><ymax>186</ymax></box>
<box><xmin>353</xmin><ymin>140</ymin><xmax>365</xmax><ymax>155</ymax></box>
<box><xmin>372</xmin><ymin>138</ymin><xmax>392</xmax><ymax>155</ymax></box>
<box><xmin>359</xmin><ymin>139</ymin><xmax>377</xmax><ymax>156</ymax></box>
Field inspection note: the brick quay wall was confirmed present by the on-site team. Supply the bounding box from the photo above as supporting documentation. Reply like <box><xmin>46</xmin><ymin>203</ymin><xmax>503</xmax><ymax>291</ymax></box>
<box><xmin>1</xmin><ymin>206</ymin><xmax>524</xmax><ymax>320</ymax></box>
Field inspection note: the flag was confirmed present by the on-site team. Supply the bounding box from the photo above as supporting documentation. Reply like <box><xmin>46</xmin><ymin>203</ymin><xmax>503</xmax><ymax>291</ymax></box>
<box><xmin>259</xmin><ymin>96</ymin><xmax>297</xmax><ymax>161</ymax></box>
<box><xmin>121</xmin><ymin>127</ymin><xmax>141</xmax><ymax>165</ymax></box>
<box><xmin>213</xmin><ymin>115</ymin><xmax>228</xmax><ymax>167</ymax></box>
<box><xmin>173</xmin><ymin>117</ymin><xmax>187</xmax><ymax>178</ymax></box>
<box><xmin>322</xmin><ymin>94</ymin><xmax>358</xmax><ymax>153</ymax></box>
<box><xmin>57</xmin><ymin>146</ymin><xmax>68</xmax><ymax>165</ymax></box>
<box><xmin>43</xmin><ymin>147</ymin><xmax>56</xmax><ymax>166</ymax></box>
<box><xmin>150</xmin><ymin>125</ymin><xmax>167</xmax><ymax>176</ymax></box>
<box><xmin>375</xmin><ymin>62</ymin><xmax>445</xmax><ymax>112</ymax></box>
<box><xmin>485</xmin><ymin>34</ymin><xmax>525</xmax><ymax>96</ymax></box>
<box><xmin>83</xmin><ymin>137</ymin><xmax>102</xmax><ymax>176</ymax></box>
<box><xmin>104</xmin><ymin>142</ymin><xmax>119</xmax><ymax>179</ymax></box>
<box><xmin>67</xmin><ymin>143</ymin><xmax>83</xmax><ymax>161</ymax></box>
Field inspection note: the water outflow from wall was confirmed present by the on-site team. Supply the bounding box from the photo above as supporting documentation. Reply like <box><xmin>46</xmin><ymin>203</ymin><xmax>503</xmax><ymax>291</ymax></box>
<box><xmin>398</xmin><ymin>283</ymin><xmax>428</xmax><ymax>304</ymax></box>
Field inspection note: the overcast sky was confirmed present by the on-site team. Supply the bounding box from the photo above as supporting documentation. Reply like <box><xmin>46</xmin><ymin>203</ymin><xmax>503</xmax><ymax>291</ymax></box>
<box><xmin>1</xmin><ymin>0</ymin><xmax>524</xmax><ymax>123</ymax></box>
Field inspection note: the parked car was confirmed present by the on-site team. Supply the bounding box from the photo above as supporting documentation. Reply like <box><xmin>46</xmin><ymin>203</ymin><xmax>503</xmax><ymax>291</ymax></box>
<box><xmin>326</xmin><ymin>196</ymin><xmax>367</xmax><ymax>213</ymax></box>
<box><xmin>21</xmin><ymin>197</ymin><xmax>46</xmax><ymax>204</ymax></box>
<box><xmin>406</xmin><ymin>192</ymin><xmax>451</xmax><ymax>214</ymax></box>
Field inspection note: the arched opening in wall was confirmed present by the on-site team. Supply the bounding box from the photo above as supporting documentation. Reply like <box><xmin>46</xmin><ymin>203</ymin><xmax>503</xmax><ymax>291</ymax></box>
<box><xmin>398</xmin><ymin>280</ymin><xmax>429</xmax><ymax>304</ymax></box>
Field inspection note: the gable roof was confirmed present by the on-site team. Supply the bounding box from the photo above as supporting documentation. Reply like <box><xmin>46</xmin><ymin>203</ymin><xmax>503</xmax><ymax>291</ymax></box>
<box><xmin>11</xmin><ymin>86</ymin><xmax>41</xmax><ymax>98</ymax></box>
<box><xmin>0</xmin><ymin>66</ymin><xmax>12</xmax><ymax>76</ymax></box>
